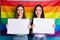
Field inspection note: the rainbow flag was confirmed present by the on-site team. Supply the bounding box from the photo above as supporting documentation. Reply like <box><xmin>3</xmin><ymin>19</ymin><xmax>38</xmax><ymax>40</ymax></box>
<box><xmin>1</xmin><ymin>0</ymin><xmax>60</xmax><ymax>19</ymax></box>
<box><xmin>0</xmin><ymin>0</ymin><xmax>60</xmax><ymax>40</ymax></box>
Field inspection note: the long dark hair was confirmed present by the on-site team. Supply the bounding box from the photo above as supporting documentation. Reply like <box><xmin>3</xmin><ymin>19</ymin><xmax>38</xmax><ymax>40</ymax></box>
<box><xmin>30</xmin><ymin>5</ymin><xmax>45</xmax><ymax>35</ymax></box>
<box><xmin>15</xmin><ymin>4</ymin><xmax>26</xmax><ymax>19</ymax></box>
<box><xmin>31</xmin><ymin>5</ymin><xmax>45</xmax><ymax>25</ymax></box>
<box><xmin>33</xmin><ymin>5</ymin><xmax>45</xmax><ymax>18</ymax></box>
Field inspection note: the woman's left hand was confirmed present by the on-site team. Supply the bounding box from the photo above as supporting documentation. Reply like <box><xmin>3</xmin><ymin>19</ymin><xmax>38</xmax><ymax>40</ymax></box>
<box><xmin>52</xmin><ymin>24</ymin><xmax>55</xmax><ymax>28</ymax></box>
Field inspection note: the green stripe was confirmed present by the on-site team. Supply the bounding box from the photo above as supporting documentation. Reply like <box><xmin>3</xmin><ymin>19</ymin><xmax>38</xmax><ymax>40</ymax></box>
<box><xmin>0</xmin><ymin>18</ymin><xmax>8</xmax><ymax>24</ymax></box>
<box><xmin>1</xmin><ymin>18</ymin><xmax>60</xmax><ymax>25</ymax></box>
<box><xmin>55</xmin><ymin>18</ymin><xmax>60</xmax><ymax>25</ymax></box>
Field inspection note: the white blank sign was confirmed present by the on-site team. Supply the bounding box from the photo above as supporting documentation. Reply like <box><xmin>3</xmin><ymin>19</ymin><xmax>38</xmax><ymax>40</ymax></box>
<box><xmin>7</xmin><ymin>19</ymin><xmax>29</xmax><ymax>34</ymax></box>
<box><xmin>33</xmin><ymin>18</ymin><xmax>55</xmax><ymax>34</ymax></box>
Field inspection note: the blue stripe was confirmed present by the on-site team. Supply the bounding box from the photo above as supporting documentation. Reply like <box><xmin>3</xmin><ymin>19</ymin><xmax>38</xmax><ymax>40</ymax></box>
<box><xmin>55</xmin><ymin>25</ymin><xmax>60</xmax><ymax>32</ymax></box>
<box><xmin>0</xmin><ymin>23</ymin><xmax>7</xmax><ymax>30</ymax></box>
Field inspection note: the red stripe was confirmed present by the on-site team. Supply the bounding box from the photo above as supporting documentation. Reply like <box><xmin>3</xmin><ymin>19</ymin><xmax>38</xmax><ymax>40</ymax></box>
<box><xmin>1</xmin><ymin>0</ymin><xmax>60</xmax><ymax>7</ymax></box>
<box><xmin>1</xmin><ymin>0</ymin><xmax>60</xmax><ymax>1</ymax></box>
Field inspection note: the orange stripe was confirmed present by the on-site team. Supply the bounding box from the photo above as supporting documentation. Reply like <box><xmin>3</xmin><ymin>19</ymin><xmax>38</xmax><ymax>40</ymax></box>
<box><xmin>44</xmin><ymin>6</ymin><xmax>60</xmax><ymax>13</ymax></box>
<box><xmin>1</xmin><ymin>6</ymin><xmax>60</xmax><ymax>13</ymax></box>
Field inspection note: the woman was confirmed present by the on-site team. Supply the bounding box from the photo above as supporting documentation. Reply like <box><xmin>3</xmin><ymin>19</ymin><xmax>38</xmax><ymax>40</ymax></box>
<box><xmin>31</xmin><ymin>5</ymin><xmax>47</xmax><ymax>40</ymax></box>
<box><xmin>11</xmin><ymin>4</ymin><xmax>28</xmax><ymax>40</ymax></box>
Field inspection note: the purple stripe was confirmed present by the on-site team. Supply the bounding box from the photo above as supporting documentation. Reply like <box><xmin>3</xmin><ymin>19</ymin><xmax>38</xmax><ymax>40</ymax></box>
<box><xmin>47</xmin><ymin>31</ymin><xmax>60</xmax><ymax>37</ymax></box>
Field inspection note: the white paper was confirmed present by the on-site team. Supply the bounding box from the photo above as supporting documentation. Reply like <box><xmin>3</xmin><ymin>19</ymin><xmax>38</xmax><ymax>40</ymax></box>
<box><xmin>7</xmin><ymin>19</ymin><xmax>29</xmax><ymax>34</ymax></box>
<box><xmin>33</xmin><ymin>18</ymin><xmax>55</xmax><ymax>34</ymax></box>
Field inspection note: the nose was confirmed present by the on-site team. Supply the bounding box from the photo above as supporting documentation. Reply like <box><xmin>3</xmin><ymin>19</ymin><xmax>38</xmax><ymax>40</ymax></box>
<box><xmin>19</xmin><ymin>10</ymin><xmax>21</xmax><ymax>13</ymax></box>
<box><xmin>37</xmin><ymin>11</ymin><xmax>39</xmax><ymax>14</ymax></box>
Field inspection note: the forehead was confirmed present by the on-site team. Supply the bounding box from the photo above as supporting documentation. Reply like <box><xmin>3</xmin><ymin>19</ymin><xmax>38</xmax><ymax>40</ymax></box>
<box><xmin>17</xmin><ymin>6</ymin><xmax>23</xmax><ymax>9</ymax></box>
<box><xmin>36</xmin><ymin>6</ymin><xmax>42</xmax><ymax>10</ymax></box>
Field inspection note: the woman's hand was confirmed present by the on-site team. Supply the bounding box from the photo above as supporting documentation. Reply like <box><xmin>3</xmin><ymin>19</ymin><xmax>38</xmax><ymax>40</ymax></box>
<box><xmin>28</xmin><ymin>25</ymin><xmax>31</xmax><ymax>28</ymax></box>
<box><xmin>28</xmin><ymin>24</ymin><xmax>35</xmax><ymax>28</ymax></box>
<box><xmin>6</xmin><ymin>24</ymin><xmax>9</xmax><ymax>28</ymax></box>
<box><xmin>52</xmin><ymin>24</ymin><xmax>55</xmax><ymax>28</ymax></box>
<box><xmin>31</xmin><ymin>24</ymin><xmax>35</xmax><ymax>28</ymax></box>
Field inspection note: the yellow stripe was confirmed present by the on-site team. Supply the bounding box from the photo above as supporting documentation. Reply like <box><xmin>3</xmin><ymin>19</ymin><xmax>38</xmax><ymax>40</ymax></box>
<box><xmin>1</xmin><ymin>12</ymin><xmax>33</xmax><ymax>19</ymax></box>
<box><xmin>45</xmin><ymin>12</ymin><xmax>60</xmax><ymax>18</ymax></box>
<box><xmin>26</xmin><ymin>13</ymin><xmax>33</xmax><ymax>19</ymax></box>
<box><xmin>1</xmin><ymin>12</ymin><xmax>15</xmax><ymax>18</ymax></box>
<box><xmin>1</xmin><ymin>6</ymin><xmax>60</xmax><ymax>13</ymax></box>
<box><xmin>1</xmin><ymin>12</ymin><xmax>60</xmax><ymax>19</ymax></box>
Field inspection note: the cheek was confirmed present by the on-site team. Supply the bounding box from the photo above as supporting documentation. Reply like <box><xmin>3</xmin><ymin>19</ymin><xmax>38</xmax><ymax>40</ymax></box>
<box><xmin>35</xmin><ymin>11</ymin><xmax>38</xmax><ymax>15</ymax></box>
<box><xmin>17</xmin><ymin>10</ymin><xmax>20</xmax><ymax>13</ymax></box>
<box><xmin>39</xmin><ymin>12</ymin><xmax>42</xmax><ymax>15</ymax></box>
<box><xmin>35</xmin><ymin>11</ymin><xmax>40</xmax><ymax>15</ymax></box>
<box><xmin>21</xmin><ymin>11</ymin><xmax>24</xmax><ymax>15</ymax></box>
<box><xmin>38</xmin><ymin>11</ymin><xmax>42</xmax><ymax>15</ymax></box>
<box><xmin>17</xmin><ymin>11</ymin><xmax>19</xmax><ymax>14</ymax></box>
<box><xmin>21</xmin><ymin>11</ymin><xmax>24</xmax><ymax>13</ymax></box>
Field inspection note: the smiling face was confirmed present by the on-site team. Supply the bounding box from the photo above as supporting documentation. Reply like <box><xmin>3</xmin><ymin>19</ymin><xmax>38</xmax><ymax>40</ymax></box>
<box><xmin>35</xmin><ymin>6</ymin><xmax>42</xmax><ymax>18</ymax></box>
<box><xmin>17</xmin><ymin>6</ymin><xmax>24</xmax><ymax>16</ymax></box>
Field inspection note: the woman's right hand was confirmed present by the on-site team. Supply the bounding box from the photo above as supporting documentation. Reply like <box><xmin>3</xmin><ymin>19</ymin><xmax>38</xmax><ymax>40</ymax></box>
<box><xmin>31</xmin><ymin>24</ymin><xmax>35</xmax><ymax>28</ymax></box>
<box><xmin>6</xmin><ymin>24</ymin><xmax>9</xmax><ymax>28</ymax></box>
<box><xmin>28</xmin><ymin>24</ymin><xmax>35</xmax><ymax>28</ymax></box>
<box><xmin>28</xmin><ymin>25</ymin><xmax>31</xmax><ymax>28</ymax></box>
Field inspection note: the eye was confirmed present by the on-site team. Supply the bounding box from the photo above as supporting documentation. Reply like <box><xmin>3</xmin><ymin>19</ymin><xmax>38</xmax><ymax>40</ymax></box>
<box><xmin>21</xmin><ymin>9</ymin><xmax>23</xmax><ymax>11</ymax></box>
<box><xmin>39</xmin><ymin>10</ymin><xmax>41</xmax><ymax>11</ymax></box>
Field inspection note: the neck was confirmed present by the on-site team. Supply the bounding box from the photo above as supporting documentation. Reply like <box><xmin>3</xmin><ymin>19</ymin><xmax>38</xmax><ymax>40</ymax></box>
<box><xmin>37</xmin><ymin>16</ymin><xmax>41</xmax><ymax>18</ymax></box>
<box><xmin>18</xmin><ymin>15</ymin><xmax>23</xmax><ymax>19</ymax></box>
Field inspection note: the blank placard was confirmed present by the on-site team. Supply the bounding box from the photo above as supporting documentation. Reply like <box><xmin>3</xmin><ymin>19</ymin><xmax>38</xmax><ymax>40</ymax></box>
<box><xmin>7</xmin><ymin>19</ymin><xmax>29</xmax><ymax>34</ymax></box>
<box><xmin>33</xmin><ymin>18</ymin><xmax>55</xmax><ymax>34</ymax></box>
